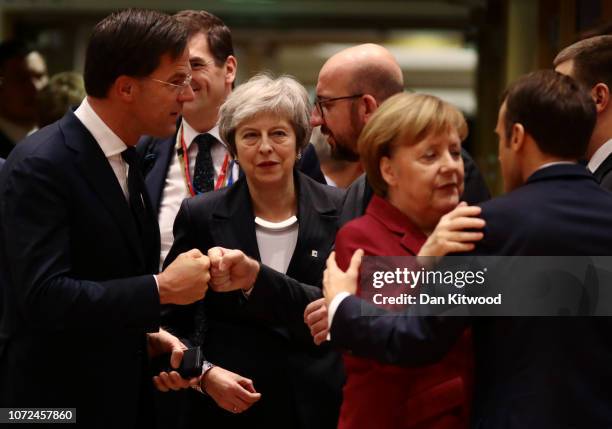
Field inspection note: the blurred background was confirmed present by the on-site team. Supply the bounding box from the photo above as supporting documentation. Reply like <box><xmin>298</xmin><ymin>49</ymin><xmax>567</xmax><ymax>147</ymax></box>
<box><xmin>1</xmin><ymin>0</ymin><xmax>610</xmax><ymax>193</ymax></box>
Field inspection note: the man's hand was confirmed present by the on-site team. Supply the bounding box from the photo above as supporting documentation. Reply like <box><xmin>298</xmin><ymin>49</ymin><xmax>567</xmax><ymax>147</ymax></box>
<box><xmin>158</xmin><ymin>249</ymin><xmax>210</xmax><ymax>305</ymax></box>
<box><xmin>323</xmin><ymin>249</ymin><xmax>364</xmax><ymax>307</ymax></box>
<box><xmin>203</xmin><ymin>366</ymin><xmax>261</xmax><ymax>413</ymax></box>
<box><xmin>148</xmin><ymin>329</ymin><xmax>199</xmax><ymax>392</ymax></box>
<box><xmin>418</xmin><ymin>202</ymin><xmax>485</xmax><ymax>262</ymax></box>
<box><xmin>207</xmin><ymin>247</ymin><xmax>259</xmax><ymax>292</ymax></box>
<box><xmin>304</xmin><ymin>298</ymin><xmax>329</xmax><ymax>346</ymax></box>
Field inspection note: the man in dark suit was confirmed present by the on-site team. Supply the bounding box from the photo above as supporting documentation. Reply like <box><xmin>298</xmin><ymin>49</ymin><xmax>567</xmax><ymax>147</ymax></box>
<box><xmin>320</xmin><ymin>70</ymin><xmax>612</xmax><ymax>428</ymax></box>
<box><xmin>0</xmin><ymin>9</ymin><xmax>210</xmax><ymax>428</ymax></box>
<box><xmin>554</xmin><ymin>35</ymin><xmax>612</xmax><ymax>190</ymax></box>
<box><xmin>309</xmin><ymin>43</ymin><xmax>490</xmax><ymax>226</ymax></box>
<box><xmin>0</xmin><ymin>40</ymin><xmax>47</xmax><ymax>158</ymax></box>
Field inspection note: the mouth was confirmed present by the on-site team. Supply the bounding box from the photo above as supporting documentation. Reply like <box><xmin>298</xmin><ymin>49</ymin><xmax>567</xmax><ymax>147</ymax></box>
<box><xmin>257</xmin><ymin>161</ymin><xmax>280</xmax><ymax>168</ymax></box>
<box><xmin>437</xmin><ymin>182</ymin><xmax>459</xmax><ymax>191</ymax></box>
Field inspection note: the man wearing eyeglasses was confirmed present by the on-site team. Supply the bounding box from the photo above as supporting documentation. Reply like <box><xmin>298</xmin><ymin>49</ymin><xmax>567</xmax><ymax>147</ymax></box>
<box><xmin>0</xmin><ymin>9</ymin><xmax>211</xmax><ymax>428</ymax></box>
<box><xmin>310</xmin><ymin>43</ymin><xmax>490</xmax><ymax>225</ymax></box>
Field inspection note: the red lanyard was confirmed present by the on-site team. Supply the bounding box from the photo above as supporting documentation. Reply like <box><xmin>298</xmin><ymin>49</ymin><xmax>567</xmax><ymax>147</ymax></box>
<box><xmin>176</xmin><ymin>124</ymin><xmax>233</xmax><ymax>197</ymax></box>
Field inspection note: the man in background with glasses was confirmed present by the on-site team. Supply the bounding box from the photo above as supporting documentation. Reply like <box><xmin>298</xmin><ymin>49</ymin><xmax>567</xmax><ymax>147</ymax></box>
<box><xmin>0</xmin><ymin>9</ymin><xmax>210</xmax><ymax>428</ymax></box>
<box><xmin>309</xmin><ymin>43</ymin><xmax>490</xmax><ymax>225</ymax></box>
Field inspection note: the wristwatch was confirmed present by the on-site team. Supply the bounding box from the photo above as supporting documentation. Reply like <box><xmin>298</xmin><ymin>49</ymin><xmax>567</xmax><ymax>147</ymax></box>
<box><xmin>193</xmin><ymin>361</ymin><xmax>216</xmax><ymax>395</ymax></box>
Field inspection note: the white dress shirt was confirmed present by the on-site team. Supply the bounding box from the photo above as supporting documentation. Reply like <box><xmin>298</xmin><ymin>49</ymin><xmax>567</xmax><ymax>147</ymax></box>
<box><xmin>588</xmin><ymin>138</ymin><xmax>612</xmax><ymax>173</ymax></box>
<box><xmin>74</xmin><ymin>97</ymin><xmax>129</xmax><ymax>198</ymax></box>
<box><xmin>158</xmin><ymin>119</ymin><xmax>239</xmax><ymax>269</ymax></box>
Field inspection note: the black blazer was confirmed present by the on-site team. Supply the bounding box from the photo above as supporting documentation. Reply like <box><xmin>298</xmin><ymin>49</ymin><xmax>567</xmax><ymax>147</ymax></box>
<box><xmin>164</xmin><ymin>171</ymin><xmax>345</xmax><ymax>429</ymax></box>
<box><xmin>331</xmin><ymin>164</ymin><xmax>612</xmax><ymax>428</ymax></box>
<box><xmin>0</xmin><ymin>111</ymin><xmax>161</xmax><ymax>428</ymax></box>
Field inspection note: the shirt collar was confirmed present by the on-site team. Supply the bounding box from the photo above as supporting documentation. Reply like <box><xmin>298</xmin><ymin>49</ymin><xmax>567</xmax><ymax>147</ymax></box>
<box><xmin>536</xmin><ymin>161</ymin><xmax>577</xmax><ymax>171</ymax></box>
<box><xmin>74</xmin><ymin>97</ymin><xmax>127</xmax><ymax>158</ymax></box>
<box><xmin>587</xmin><ymin>138</ymin><xmax>612</xmax><ymax>173</ymax></box>
<box><xmin>182</xmin><ymin>118</ymin><xmax>224</xmax><ymax>148</ymax></box>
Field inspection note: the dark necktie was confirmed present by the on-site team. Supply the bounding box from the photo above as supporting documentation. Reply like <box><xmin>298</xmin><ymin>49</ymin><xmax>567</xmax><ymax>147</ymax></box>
<box><xmin>122</xmin><ymin>146</ymin><xmax>158</xmax><ymax>271</ymax></box>
<box><xmin>193</xmin><ymin>134</ymin><xmax>216</xmax><ymax>194</ymax></box>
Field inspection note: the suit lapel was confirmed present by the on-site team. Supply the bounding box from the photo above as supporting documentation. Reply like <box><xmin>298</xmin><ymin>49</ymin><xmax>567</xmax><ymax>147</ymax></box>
<box><xmin>286</xmin><ymin>173</ymin><xmax>338</xmax><ymax>284</ymax></box>
<box><xmin>210</xmin><ymin>177</ymin><xmax>260</xmax><ymax>260</ymax></box>
<box><xmin>143</xmin><ymin>135</ymin><xmax>175</xmax><ymax>212</ymax></box>
<box><xmin>60</xmin><ymin>112</ymin><xmax>145</xmax><ymax>267</ymax></box>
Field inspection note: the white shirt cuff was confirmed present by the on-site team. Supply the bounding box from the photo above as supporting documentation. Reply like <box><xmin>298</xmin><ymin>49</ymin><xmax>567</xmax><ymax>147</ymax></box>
<box><xmin>326</xmin><ymin>292</ymin><xmax>351</xmax><ymax>341</ymax></box>
<box><xmin>242</xmin><ymin>286</ymin><xmax>254</xmax><ymax>298</ymax></box>
<box><xmin>153</xmin><ymin>274</ymin><xmax>159</xmax><ymax>291</ymax></box>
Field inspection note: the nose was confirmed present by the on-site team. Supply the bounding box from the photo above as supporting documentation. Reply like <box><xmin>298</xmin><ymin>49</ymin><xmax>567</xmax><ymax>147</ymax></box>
<box><xmin>440</xmin><ymin>151</ymin><xmax>463</xmax><ymax>177</ymax></box>
<box><xmin>310</xmin><ymin>105</ymin><xmax>323</xmax><ymax>127</ymax></box>
<box><xmin>259</xmin><ymin>134</ymin><xmax>273</xmax><ymax>154</ymax></box>
<box><xmin>178</xmin><ymin>84</ymin><xmax>195</xmax><ymax>102</ymax></box>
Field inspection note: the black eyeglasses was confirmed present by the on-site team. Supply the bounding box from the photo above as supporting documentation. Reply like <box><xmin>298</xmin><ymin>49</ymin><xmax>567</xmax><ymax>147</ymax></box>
<box><xmin>314</xmin><ymin>94</ymin><xmax>363</xmax><ymax>119</ymax></box>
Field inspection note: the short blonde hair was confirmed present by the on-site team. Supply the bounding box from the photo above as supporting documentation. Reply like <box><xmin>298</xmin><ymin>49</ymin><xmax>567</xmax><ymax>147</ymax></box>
<box><xmin>358</xmin><ymin>92</ymin><xmax>468</xmax><ymax>197</ymax></box>
<box><xmin>219</xmin><ymin>73</ymin><xmax>311</xmax><ymax>156</ymax></box>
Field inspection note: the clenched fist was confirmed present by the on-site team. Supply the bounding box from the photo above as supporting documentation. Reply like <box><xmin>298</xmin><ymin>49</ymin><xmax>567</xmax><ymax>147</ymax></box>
<box><xmin>157</xmin><ymin>249</ymin><xmax>210</xmax><ymax>305</ymax></box>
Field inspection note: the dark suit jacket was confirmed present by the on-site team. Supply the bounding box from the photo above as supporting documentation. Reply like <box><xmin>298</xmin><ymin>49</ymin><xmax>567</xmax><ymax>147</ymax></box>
<box><xmin>331</xmin><ymin>164</ymin><xmax>612</xmax><ymax>428</ymax></box>
<box><xmin>593</xmin><ymin>152</ymin><xmax>612</xmax><ymax>192</ymax></box>
<box><xmin>339</xmin><ymin>148</ymin><xmax>490</xmax><ymax>226</ymax></box>
<box><xmin>137</xmin><ymin>131</ymin><xmax>324</xmax><ymax>213</ymax></box>
<box><xmin>164</xmin><ymin>171</ymin><xmax>345</xmax><ymax>429</ymax></box>
<box><xmin>0</xmin><ymin>111</ymin><xmax>161</xmax><ymax>429</ymax></box>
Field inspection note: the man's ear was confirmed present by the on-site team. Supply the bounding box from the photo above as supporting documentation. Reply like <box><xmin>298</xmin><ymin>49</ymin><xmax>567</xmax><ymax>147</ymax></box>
<box><xmin>361</xmin><ymin>94</ymin><xmax>378</xmax><ymax>123</ymax></box>
<box><xmin>224</xmin><ymin>55</ymin><xmax>237</xmax><ymax>87</ymax></box>
<box><xmin>113</xmin><ymin>76</ymin><xmax>137</xmax><ymax>102</ymax></box>
<box><xmin>511</xmin><ymin>123</ymin><xmax>525</xmax><ymax>152</ymax></box>
<box><xmin>379</xmin><ymin>156</ymin><xmax>397</xmax><ymax>187</ymax></box>
<box><xmin>592</xmin><ymin>83</ymin><xmax>610</xmax><ymax>113</ymax></box>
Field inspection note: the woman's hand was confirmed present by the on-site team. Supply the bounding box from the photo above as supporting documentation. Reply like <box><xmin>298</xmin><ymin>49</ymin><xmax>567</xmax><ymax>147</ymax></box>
<box><xmin>203</xmin><ymin>366</ymin><xmax>261</xmax><ymax>414</ymax></box>
<box><xmin>418</xmin><ymin>202</ymin><xmax>485</xmax><ymax>261</ymax></box>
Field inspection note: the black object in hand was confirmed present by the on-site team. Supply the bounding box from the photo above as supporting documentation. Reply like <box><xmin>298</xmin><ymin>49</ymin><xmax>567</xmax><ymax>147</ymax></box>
<box><xmin>151</xmin><ymin>347</ymin><xmax>204</xmax><ymax>378</ymax></box>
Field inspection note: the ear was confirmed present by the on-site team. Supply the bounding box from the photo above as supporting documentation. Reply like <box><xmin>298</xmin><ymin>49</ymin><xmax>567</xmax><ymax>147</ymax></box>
<box><xmin>360</xmin><ymin>94</ymin><xmax>378</xmax><ymax>123</ymax></box>
<box><xmin>379</xmin><ymin>156</ymin><xmax>397</xmax><ymax>187</ymax></box>
<box><xmin>224</xmin><ymin>55</ymin><xmax>237</xmax><ymax>87</ymax></box>
<box><xmin>510</xmin><ymin>123</ymin><xmax>525</xmax><ymax>152</ymax></box>
<box><xmin>113</xmin><ymin>76</ymin><xmax>137</xmax><ymax>102</ymax></box>
<box><xmin>591</xmin><ymin>83</ymin><xmax>610</xmax><ymax>113</ymax></box>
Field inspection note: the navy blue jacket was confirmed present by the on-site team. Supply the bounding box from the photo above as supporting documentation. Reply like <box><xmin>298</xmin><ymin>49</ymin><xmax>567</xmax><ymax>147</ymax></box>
<box><xmin>0</xmin><ymin>112</ymin><xmax>161</xmax><ymax>428</ymax></box>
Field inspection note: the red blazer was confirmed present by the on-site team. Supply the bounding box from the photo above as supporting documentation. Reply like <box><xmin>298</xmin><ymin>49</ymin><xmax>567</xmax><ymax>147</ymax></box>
<box><xmin>334</xmin><ymin>195</ymin><xmax>473</xmax><ymax>429</ymax></box>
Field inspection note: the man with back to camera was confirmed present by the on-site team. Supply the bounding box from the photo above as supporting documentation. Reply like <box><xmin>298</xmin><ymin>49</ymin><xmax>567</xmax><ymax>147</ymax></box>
<box><xmin>320</xmin><ymin>70</ymin><xmax>612</xmax><ymax>428</ymax></box>
<box><xmin>0</xmin><ymin>9</ymin><xmax>211</xmax><ymax>428</ymax></box>
<box><xmin>554</xmin><ymin>35</ymin><xmax>612</xmax><ymax>190</ymax></box>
